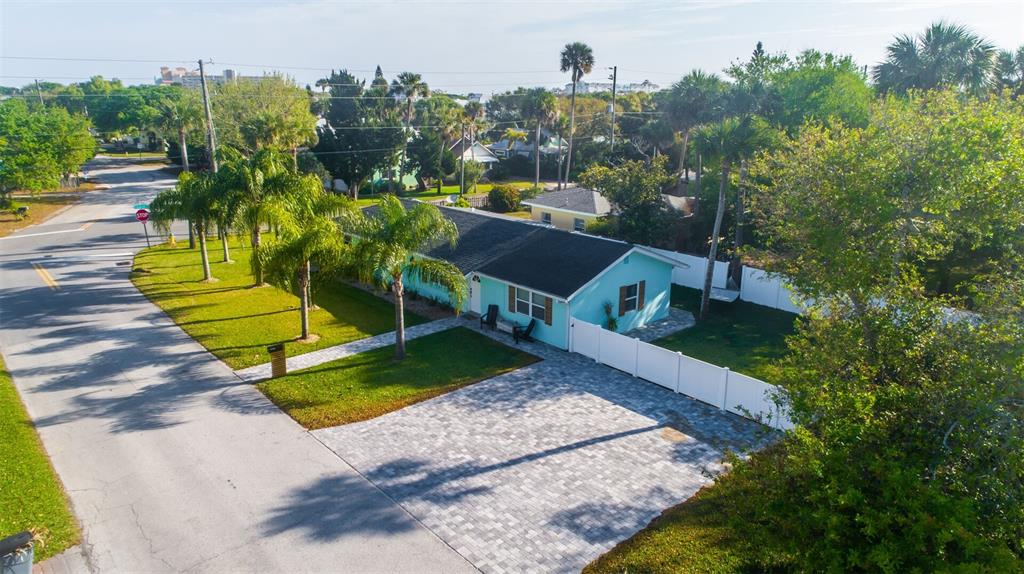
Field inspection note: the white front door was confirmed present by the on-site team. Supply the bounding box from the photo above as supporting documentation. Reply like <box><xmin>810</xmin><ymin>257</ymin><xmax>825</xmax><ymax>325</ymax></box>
<box><xmin>469</xmin><ymin>275</ymin><xmax>482</xmax><ymax>314</ymax></box>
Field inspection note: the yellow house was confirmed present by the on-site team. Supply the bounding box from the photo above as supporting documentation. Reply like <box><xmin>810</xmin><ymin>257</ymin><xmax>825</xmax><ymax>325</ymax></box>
<box><xmin>521</xmin><ymin>187</ymin><xmax>612</xmax><ymax>232</ymax></box>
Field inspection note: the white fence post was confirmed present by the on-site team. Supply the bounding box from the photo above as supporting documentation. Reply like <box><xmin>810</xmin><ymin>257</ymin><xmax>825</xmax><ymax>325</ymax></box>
<box><xmin>632</xmin><ymin>337</ymin><xmax>639</xmax><ymax>377</ymax></box>
<box><xmin>720</xmin><ymin>367</ymin><xmax>730</xmax><ymax>411</ymax></box>
<box><xmin>674</xmin><ymin>351</ymin><xmax>682</xmax><ymax>393</ymax></box>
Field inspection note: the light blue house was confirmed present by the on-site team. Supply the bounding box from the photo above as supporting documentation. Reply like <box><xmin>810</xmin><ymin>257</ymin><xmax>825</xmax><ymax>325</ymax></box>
<box><xmin>397</xmin><ymin>203</ymin><xmax>677</xmax><ymax>350</ymax></box>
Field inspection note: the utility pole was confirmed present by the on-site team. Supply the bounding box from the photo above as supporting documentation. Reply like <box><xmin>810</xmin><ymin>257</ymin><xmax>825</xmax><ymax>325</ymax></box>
<box><xmin>198</xmin><ymin>60</ymin><xmax>218</xmax><ymax>173</ymax></box>
<box><xmin>608</xmin><ymin>66</ymin><xmax>617</xmax><ymax>152</ymax></box>
<box><xmin>34</xmin><ymin>79</ymin><xmax>44</xmax><ymax>105</ymax></box>
<box><xmin>459</xmin><ymin>122</ymin><xmax>466</xmax><ymax>196</ymax></box>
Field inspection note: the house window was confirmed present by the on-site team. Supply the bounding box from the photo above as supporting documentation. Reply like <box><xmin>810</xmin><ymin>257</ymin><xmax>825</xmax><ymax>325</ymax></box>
<box><xmin>541</xmin><ymin>212</ymin><xmax>551</xmax><ymax>224</ymax></box>
<box><xmin>573</xmin><ymin>218</ymin><xmax>585</xmax><ymax>232</ymax></box>
<box><xmin>622</xmin><ymin>283</ymin><xmax>639</xmax><ymax>312</ymax></box>
<box><xmin>515</xmin><ymin>288</ymin><xmax>546</xmax><ymax>320</ymax></box>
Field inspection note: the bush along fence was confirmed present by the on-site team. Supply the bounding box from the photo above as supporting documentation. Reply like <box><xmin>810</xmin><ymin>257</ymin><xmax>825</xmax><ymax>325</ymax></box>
<box><xmin>570</xmin><ymin>318</ymin><xmax>794</xmax><ymax>430</ymax></box>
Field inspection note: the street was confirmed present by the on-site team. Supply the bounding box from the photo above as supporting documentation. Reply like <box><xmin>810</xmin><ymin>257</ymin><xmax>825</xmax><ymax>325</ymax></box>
<box><xmin>0</xmin><ymin>157</ymin><xmax>475</xmax><ymax>573</ymax></box>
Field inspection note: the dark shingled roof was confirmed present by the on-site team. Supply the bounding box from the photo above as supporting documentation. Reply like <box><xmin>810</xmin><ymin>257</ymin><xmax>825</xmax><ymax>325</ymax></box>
<box><xmin>362</xmin><ymin>201</ymin><xmax>633</xmax><ymax>299</ymax></box>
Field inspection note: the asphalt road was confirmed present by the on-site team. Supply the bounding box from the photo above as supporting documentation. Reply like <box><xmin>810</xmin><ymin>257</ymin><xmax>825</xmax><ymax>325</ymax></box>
<box><xmin>0</xmin><ymin>158</ymin><xmax>476</xmax><ymax>573</ymax></box>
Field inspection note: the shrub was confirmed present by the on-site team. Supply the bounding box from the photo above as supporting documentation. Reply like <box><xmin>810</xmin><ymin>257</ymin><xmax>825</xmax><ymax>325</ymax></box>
<box><xmin>488</xmin><ymin>184</ymin><xmax>521</xmax><ymax>213</ymax></box>
<box><xmin>451</xmin><ymin>196</ymin><xmax>471</xmax><ymax>208</ymax></box>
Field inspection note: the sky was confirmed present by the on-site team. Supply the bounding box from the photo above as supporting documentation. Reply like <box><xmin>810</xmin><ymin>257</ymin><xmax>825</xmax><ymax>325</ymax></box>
<box><xmin>1</xmin><ymin>0</ymin><xmax>1022</xmax><ymax>94</ymax></box>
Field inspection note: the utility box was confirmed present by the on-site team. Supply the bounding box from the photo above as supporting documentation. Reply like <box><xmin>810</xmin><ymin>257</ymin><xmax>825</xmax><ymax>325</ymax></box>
<box><xmin>267</xmin><ymin>344</ymin><xmax>286</xmax><ymax>378</ymax></box>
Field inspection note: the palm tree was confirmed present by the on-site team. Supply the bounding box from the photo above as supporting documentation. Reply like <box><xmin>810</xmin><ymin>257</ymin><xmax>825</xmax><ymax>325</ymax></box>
<box><xmin>220</xmin><ymin>149</ymin><xmax>292</xmax><ymax>286</ymax></box>
<box><xmin>342</xmin><ymin>195</ymin><xmax>466</xmax><ymax>359</ymax></box>
<box><xmin>694</xmin><ymin>117</ymin><xmax>772</xmax><ymax>319</ymax></box>
<box><xmin>149</xmin><ymin>172</ymin><xmax>219</xmax><ymax>282</ymax></box>
<box><xmin>156</xmin><ymin>86</ymin><xmax>204</xmax><ymax>248</ymax></box>
<box><xmin>993</xmin><ymin>46</ymin><xmax>1024</xmax><ymax>95</ymax></box>
<box><xmin>559</xmin><ymin>42</ymin><xmax>595</xmax><ymax>187</ymax></box>
<box><xmin>391</xmin><ymin>73</ymin><xmax>430</xmax><ymax>190</ymax></box>
<box><xmin>260</xmin><ymin>176</ymin><xmax>351</xmax><ymax>341</ymax></box>
<box><xmin>660</xmin><ymin>70</ymin><xmax>727</xmax><ymax>190</ymax></box>
<box><xmin>873</xmin><ymin>22</ymin><xmax>996</xmax><ymax>95</ymax></box>
<box><xmin>434</xmin><ymin>104</ymin><xmax>460</xmax><ymax>193</ymax></box>
<box><xmin>522</xmin><ymin>89</ymin><xmax>558</xmax><ymax>187</ymax></box>
<box><xmin>502</xmin><ymin>127</ymin><xmax>527</xmax><ymax>159</ymax></box>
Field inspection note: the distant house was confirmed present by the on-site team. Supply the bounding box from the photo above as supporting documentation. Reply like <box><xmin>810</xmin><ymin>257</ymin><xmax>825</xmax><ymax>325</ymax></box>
<box><xmin>448</xmin><ymin>138</ymin><xmax>500</xmax><ymax>166</ymax></box>
<box><xmin>521</xmin><ymin>187</ymin><xmax>612</xmax><ymax>232</ymax></box>
<box><xmin>488</xmin><ymin>131</ymin><xmax>567</xmax><ymax>159</ymax></box>
<box><xmin>366</xmin><ymin>201</ymin><xmax>677</xmax><ymax>349</ymax></box>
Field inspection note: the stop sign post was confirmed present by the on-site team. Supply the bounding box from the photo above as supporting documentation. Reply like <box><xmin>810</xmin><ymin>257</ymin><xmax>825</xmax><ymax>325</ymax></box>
<box><xmin>136</xmin><ymin>209</ymin><xmax>151</xmax><ymax>247</ymax></box>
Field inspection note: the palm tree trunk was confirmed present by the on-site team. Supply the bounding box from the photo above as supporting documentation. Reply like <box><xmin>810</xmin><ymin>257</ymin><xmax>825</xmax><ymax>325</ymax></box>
<box><xmin>437</xmin><ymin>131</ymin><xmax>445</xmax><ymax>194</ymax></box>
<box><xmin>252</xmin><ymin>228</ymin><xmax>263</xmax><ymax>285</ymax></box>
<box><xmin>556</xmin><ymin>127</ymin><xmax>565</xmax><ymax>190</ymax></box>
<box><xmin>731</xmin><ymin>160</ymin><xmax>747</xmax><ymax>285</ymax></box>
<box><xmin>198</xmin><ymin>223</ymin><xmax>213</xmax><ymax>282</ymax></box>
<box><xmin>292</xmin><ymin>147</ymin><xmax>298</xmax><ymax>171</ymax></box>
<box><xmin>393</xmin><ymin>275</ymin><xmax>406</xmax><ymax>360</ymax></box>
<box><xmin>565</xmin><ymin>79</ymin><xmax>578</xmax><ymax>187</ymax></box>
<box><xmin>693</xmin><ymin>153</ymin><xmax>702</xmax><ymax>219</ymax></box>
<box><xmin>678</xmin><ymin>129</ymin><xmax>689</xmax><ymax>190</ymax></box>
<box><xmin>299</xmin><ymin>261</ymin><xmax>310</xmax><ymax>340</ymax></box>
<box><xmin>219</xmin><ymin>224</ymin><xmax>231</xmax><ymax>262</ymax></box>
<box><xmin>700</xmin><ymin>161</ymin><xmax>730</xmax><ymax>320</ymax></box>
<box><xmin>534</xmin><ymin>123</ymin><xmax>541</xmax><ymax>188</ymax></box>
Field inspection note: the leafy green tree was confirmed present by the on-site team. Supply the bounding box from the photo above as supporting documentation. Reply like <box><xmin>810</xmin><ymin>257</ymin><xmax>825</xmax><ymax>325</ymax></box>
<box><xmin>0</xmin><ymin>99</ymin><xmax>95</xmax><ymax>200</ymax></box>
<box><xmin>725</xmin><ymin>287</ymin><xmax>1023</xmax><ymax>571</ymax></box>
<box><xmin>519</xmin><ymin>88</ymin><xmax>559</xmax><ymax>187</ymax></box>
<box><xmin>461</xmin><ymin>160</ymin><xmax>485</xmax><ymax>195</ymax></box>
<box><xmin>341</xmin><ymin>195</ymin><xmax>466</xmax><ymax>359</ymax></box>
<box><xmin>770</xmin><ymin>50</ymin><xmax>873</xmax><ymax>131</ymax></box>
<box><xmin>406</xmin><ymin>129</ymin><xmax>455</xmax><ymax>191</ymax></box>
<box><xmin>749</xmin><ymin>90</ymin><xmax>1024</xmax><ymax>307</ymax></box>
<box><xmin>873</xmin><ymin>21</ymin><xmax>996</xmax><ymax>95</ymax></box>
<box><xmin>212</xmin><ymin>75</ymin><xmax>318</xmax><ymax>161</ymax></box>
<box><xmin>259</xmin><ymin>177</ymin><xmax>351</xmax><ymax>340</ymax></box>
<box><xmin>150</xmin><ymin>172</ymin><xmax>220</xmax><ymax>281</ymax></box>
<box><xmin>313</xmin><ymin>69</ymin><xmax>405</xmax><ymax>199</ymax></box>
<box><xmin>487</xmin><ymin>184</ymin><xmax>521</xmax><ymax>213</ymax></box>
<box><xmin>725</xmin><ymin>41</ymin><xmax>788</xmax><ymax>120</ymax></box>
<box><xmin>579</xmin><ymin>156</ymin><xmax>674</xmax><ymax>245</ymax></box>
<box><xmin>559</xmin><ymin>41</ymin><xmax>595</xmax><ymax>185</ymax></box>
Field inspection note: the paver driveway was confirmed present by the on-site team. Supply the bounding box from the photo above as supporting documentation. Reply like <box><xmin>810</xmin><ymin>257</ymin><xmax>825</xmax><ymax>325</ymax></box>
<box><xmin>314</xmin><ymin>321</ymin><xmax>767</xmax><ymax>574</ymax></box>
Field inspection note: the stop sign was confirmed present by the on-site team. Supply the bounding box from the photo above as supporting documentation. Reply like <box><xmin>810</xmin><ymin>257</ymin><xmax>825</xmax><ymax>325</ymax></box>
<box><xmin>135</xmin><ymin>209</ymin><xmax>150</xmax><ymax>222</ymax></box>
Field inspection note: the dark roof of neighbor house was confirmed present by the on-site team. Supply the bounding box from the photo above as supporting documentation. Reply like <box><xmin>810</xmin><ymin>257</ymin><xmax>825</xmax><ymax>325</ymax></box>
<box><xmin>363</xmin><ymin>201</ymin><xmax>633</xmax><ymax>299</ymax></box>
<box><xmin>521</xmin><ymin>187</ymin><xmax>612</xmax><ymax>216</ymax></box>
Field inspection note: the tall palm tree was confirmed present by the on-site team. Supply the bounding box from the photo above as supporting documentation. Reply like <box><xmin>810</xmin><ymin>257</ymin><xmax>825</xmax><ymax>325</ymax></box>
<box><xmin>260</xmin><ymin>176</ymin><xmax>351</xmax><ymax>341</ymax></box>
<box><xmin>660</xmin><ymin>70</ymin><xmax>727</xmax><ymax>189</ymax></box>
<box><xmin>149</xmin><ymin>172</ymin><xmax>219</xmax><ymax>282</ymax></box>
<box><xmin>873</xmin><ymin>21</ymin><xmax>996</xmax><ymax>95</ymax></box>
<box><xmin>156</xmin><ymin>86</ymin><xmax>204</xmax><ymax>248</ymax></box>
<box><xmin>523</xmin><ymin>89</ymin><xmax>558</xmax><ymax>188</ymax></box>
<box><xmin>220</xmin><ymin>149</ymin><xmax>292</xmax><ymax>286</ymax></box>
<box><xmin>341</xmin><ymin>195</ymin><xmax>466</xmax><ymax>360</ymax></box>
<box><xmin>559</xmin><ymin>42</ymin><xmax>595</xmax><ymax>187</ymax></box>
<box><xmin>993</xmin><ymin>46</ymin><xmax>1024</xmax><ymax>95</ymax></box>
<box><xmin>694</xmin><ymin>117</ymin><xmax>772</xmax><ymax>319</ymax></box>
<box><xmin>390</xmin><ymin>72</ymin><xmax>430</xmax><ymax>190</ymax></box>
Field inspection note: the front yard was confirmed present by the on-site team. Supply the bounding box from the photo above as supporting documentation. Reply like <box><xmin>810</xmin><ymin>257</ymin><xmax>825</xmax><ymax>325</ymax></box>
<box><xmin>258</xmin><ymin>327</ymin><xmax>538</xmax><ymax>429</ymax></box>
<box><xmin>132</xmin><ymin>239</ymin><xmax>425</xmax><ymax>369</ymax></box>
<box><xmin>0</xmin><ymin>357</ymin><xmax>79</xmax><ymax>561</ymax></box>
<box><xmin>653</xmin><ymin>286</ymin><xmax>797</xmax><ymax>384</ymax></box>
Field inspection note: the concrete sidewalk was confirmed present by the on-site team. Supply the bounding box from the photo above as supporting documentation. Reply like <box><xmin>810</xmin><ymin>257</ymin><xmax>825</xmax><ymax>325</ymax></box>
<box><xmin>233</xmin><ymin>317</ymin><xmax>463</xmax><ymax>382</ymax></box>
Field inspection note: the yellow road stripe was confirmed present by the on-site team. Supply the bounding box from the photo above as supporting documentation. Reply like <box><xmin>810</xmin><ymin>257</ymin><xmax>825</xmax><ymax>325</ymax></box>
<box><xmin>79</xmin><ymin>221</ymin><xmax>95</xmax><ymax>231</ymax></box>
<box><xmin>32</xmin><ymin>263</ymin><xmax>60</xmax><ymax>291</ymax></box>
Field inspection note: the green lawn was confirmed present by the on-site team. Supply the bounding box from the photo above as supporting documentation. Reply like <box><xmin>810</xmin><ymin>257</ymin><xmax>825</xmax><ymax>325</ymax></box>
<box><xmin>258</xmin><ymin>327</ymin><xmax>538</xmax><ymax>429</ymax></box>
<box><xmin>353</xmin><ymin>180</ymin><xmax>536</xmax><ymax>207</ymax></box>
<box><xmin>0</xmin><ymin>357</ymin><xmax>79</xmax><ymax>561</ymax></box>
<box><xmin>132</xmin><ymin>238</ymin><xmax>425</xmax><ymax>370</ymax></box>
<box><xmin>654</xmin><ymin>286</ymin><xmax>797</xmax><ymax>384</ymax></box>
<box><xmin>584</xmin><ymin>458</ymin><xmax>790</xmax><ymax>574</ymax></box>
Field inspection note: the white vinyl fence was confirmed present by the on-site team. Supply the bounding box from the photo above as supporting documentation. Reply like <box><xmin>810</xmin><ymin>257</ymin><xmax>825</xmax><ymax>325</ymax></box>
<box><xmin>647</xmin><ymin>247</ymin><xmax>805</xmax><ymax>314</ymax></box>
<box><xmin>570</xmin><ymin>318</ymin><xmax>793</xmax><ymax>430</ymax></box>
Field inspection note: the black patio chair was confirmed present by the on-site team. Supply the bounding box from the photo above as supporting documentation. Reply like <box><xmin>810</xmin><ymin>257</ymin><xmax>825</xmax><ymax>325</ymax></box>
<box><xmin>480</xmin><ymin>304</ymin><xmax>499</xmax><ymax>331</ymax></box>
<box><xmin>513</xmin><ymin>319</ymin><xmax>536</xmax><ymax>344</ymax></box>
